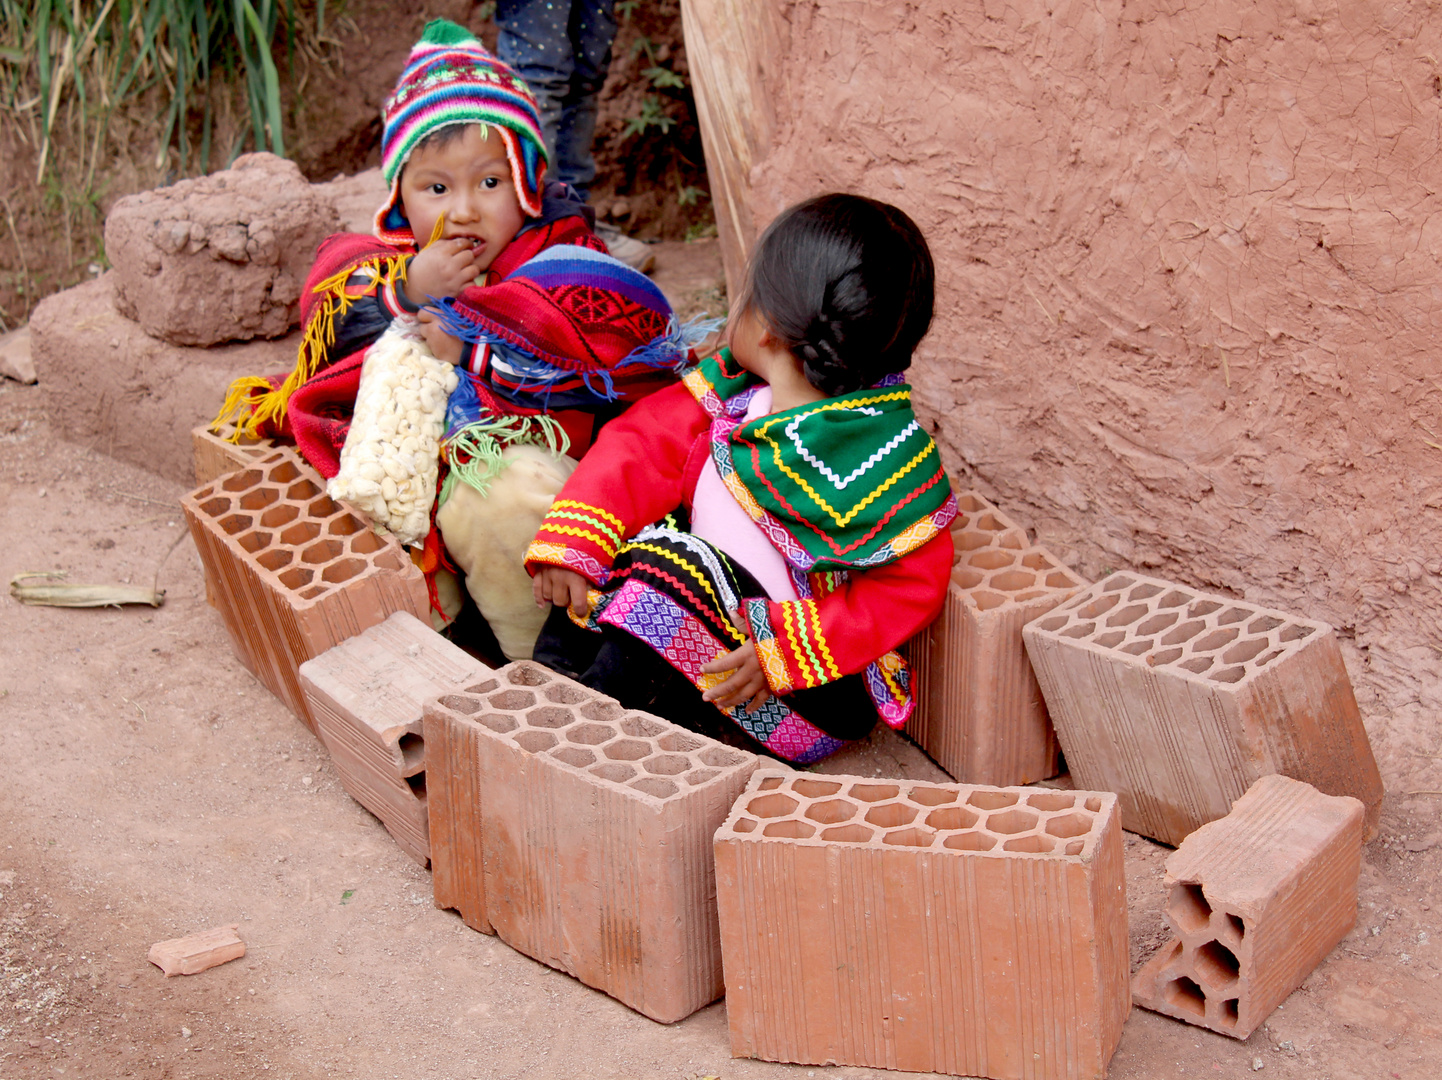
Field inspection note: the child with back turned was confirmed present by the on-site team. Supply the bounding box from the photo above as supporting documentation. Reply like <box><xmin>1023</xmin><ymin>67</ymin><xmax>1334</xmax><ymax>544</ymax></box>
<box><xmin>526</xmin><ymin>194</ymin><xmax>957</xmax><ymax>763</ymax></box>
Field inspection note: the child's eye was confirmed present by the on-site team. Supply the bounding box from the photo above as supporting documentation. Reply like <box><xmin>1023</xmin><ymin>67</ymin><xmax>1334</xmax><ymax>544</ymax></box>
<box><xmin>482</xmin><ymin>176</ymin><xmax>500</xmax><ymax>190</ymax></box>
<box><xmin>428</xmin><ymin>183</ymin><xmax>447</xmax><ymax>195</ymax></box>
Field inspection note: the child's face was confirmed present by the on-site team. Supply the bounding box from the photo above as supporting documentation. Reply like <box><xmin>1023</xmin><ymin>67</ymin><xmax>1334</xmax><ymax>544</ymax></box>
<box><xmin>399</xmin><ymin>124</ymin><xmax>527</xmax><ymax>272</ymax></box>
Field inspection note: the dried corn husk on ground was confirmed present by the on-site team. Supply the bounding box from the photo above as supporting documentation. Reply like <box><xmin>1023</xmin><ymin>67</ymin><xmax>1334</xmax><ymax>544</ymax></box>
<box><xmin>327</xmin><ymin>318</ymin><xmax>459</xmax><ymax>546</ymax></box>
<box><xmin>10</xmin><ymin>571</ymin><xmax>164</xmax><ymax>608</ymax></box>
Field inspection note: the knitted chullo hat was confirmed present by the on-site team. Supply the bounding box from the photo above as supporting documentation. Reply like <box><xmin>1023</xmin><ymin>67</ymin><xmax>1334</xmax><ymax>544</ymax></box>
<box><xmin>374</xmin><ymin>18</ymin><xmax>548</xmax><ymax>244</ymax></box>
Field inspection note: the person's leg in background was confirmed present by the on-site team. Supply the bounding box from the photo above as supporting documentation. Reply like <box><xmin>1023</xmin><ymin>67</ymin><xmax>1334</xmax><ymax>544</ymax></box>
<box><xmin>495</xmin><ymin>0</ymin><xmax>654</xmax><ymax>271</ymax></box>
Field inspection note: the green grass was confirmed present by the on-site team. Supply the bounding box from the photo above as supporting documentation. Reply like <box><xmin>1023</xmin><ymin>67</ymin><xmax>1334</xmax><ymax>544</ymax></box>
<box><xmin>0</xmin><ymin>0</ymin><xmax>326</xmax><ymax>184</ymax></box>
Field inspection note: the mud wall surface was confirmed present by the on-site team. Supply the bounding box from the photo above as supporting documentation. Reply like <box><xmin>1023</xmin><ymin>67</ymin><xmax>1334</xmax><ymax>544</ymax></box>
<box><xmin>718</xmin><ymin>0</ymin><xmax>1442</xmax><ymax>791</ymax></box>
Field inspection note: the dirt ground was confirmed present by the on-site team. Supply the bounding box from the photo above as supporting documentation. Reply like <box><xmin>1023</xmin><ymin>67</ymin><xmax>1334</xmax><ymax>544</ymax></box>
<box><xmin>0</xmin><ymin>390</ymin><xmax>1437</xmax><ymax>1080</ymax></box>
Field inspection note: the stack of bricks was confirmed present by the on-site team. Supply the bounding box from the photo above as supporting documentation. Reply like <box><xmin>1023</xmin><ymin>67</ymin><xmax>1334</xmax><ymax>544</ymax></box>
<box><xmin>1022</xmin><ymin>572</ymin><xmax>1383</xmax><ymax>845</ymax></box>
<box><xmin>182</xmin><ymin>448</ymin><xmax>429</xmax><ymax>732</ymax></box>
<box><xmin>191</xmin><ymin>422</ymin><xmax>275</xmax><ymax>486</ymax></box>
<box><xmin>299</xmin><ymin>611</ymin><xmax>493</xmax><ymax>867</ymax></box>
<box><xmin>424</xmin><ymin>661</ymin><xmax>757</xmax><ymax>1023</ymax></box>
<box><xmin>1132</xmin><ymin>774</ymin><xmax>1365</xmax><ymax>1038</ymax></box>
<box><xmin>904</xmin><ymin>490</ymin><xmax>1087</xmax><ymax>785</ymax></box>
<box><xmin>714</xmin><ymin>772</ymin><xmax>1129</xmax><ymax>1079</ymax></box>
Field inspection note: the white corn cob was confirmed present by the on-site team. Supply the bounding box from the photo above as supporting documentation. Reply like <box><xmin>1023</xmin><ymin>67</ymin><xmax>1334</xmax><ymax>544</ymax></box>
<box><xmin>327</xmin><ymin>318</ymin><xmax>459</xmax><ymax>546</ymax></box>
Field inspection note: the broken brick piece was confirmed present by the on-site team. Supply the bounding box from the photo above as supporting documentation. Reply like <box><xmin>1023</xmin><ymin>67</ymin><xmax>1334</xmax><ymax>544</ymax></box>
<box><xmin>192</xmin><ymin>423</ymin><xmax>274</xmax><ymax>487</ymax></box>
<box><xmin>182</xmin><ymin>449</ymin><xmax>429</xmax><ymax>732</ymax></box>
<box><xmin>904</xmin><ymin>490</ymin><xmax>1086</xmax><ymax>785</ymax></box>
<box><xmin>1022</xmin><ymin>572</ymin><xmax>1383</xmax><ymax>845</ymax></box>
<box><xmin>423</xmin><ymin>661</ymin><xmax>757</xmax><ymax>1023</ymax></box>
<box><xmin>147</xmin><ymin>925</ymin><xmax>245</xmax><ymax>976</ymax></box>
<box><xmin>300</xmin><ymin>611</ymin><xmax>493</xmax><ymax>867</ymax></box>
<box><xmin>715</xmin><ymin>772</ymin><xmax>1129</xmax><ymax>1079</ymax></box>
<box><xmin>1132</xmin><ymin>774</ymin><xmax>1364</xmax><ymax>1039</ymax></box>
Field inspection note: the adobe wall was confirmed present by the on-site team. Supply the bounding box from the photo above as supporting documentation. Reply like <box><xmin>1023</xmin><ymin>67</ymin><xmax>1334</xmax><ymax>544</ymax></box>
<box><xmin>709</xmin><ymin>0</ymin><xmax>1442</xmax><ymax>791</ymax></box>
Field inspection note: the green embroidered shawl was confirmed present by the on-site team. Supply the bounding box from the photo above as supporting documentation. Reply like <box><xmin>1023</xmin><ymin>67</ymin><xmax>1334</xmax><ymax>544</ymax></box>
<box><xmin>682</xmin><ymin>350</ymin><xmax>956</xmax><ymax>572</ymax></box>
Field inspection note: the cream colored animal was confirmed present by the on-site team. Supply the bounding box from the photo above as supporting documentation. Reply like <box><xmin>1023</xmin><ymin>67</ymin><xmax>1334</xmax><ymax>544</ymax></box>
<box><xmin>327</xmin><ymin>319</ymin><xmax>459</xmax><ymax>546</ymax></box>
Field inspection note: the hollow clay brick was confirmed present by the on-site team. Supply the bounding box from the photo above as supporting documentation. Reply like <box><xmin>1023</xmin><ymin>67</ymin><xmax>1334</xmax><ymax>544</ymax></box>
<box><xmin>1132</xmin><ymin>774</ymin><xmax>1364</xmax><ymax>1039</ymax></box>
<box><xmin>299</xmin><ymin>611</ymin><xmax>492</xmax><ymax>867</ymax></box>
<box><xmin>192</xmin><ymin>423</ymin><xmax>275</xmax><ymax>487</ymax></box>
<box><xmin>715</xmin><ymin>772</ymin><xmax>1129</xmax><ymax>1079</ymax></box>
<box><xmin>182</xmin><ymin>448</ymin><xmax>429</xmax><ymax>732</ymax></box>
<box><xmin>422</xmin><ymin>662</ymin><xmax>758</xmax><ymax>1023</ymax></box>
<box><xmin>147</xmin><ymin>925</ymin><xmax>246</xmax><ymax>976</ymax></box>
<box><xmin>904</xmin><ymin>490</ymin><xmax>1087</xmax><ymax>785</ymax></box>
<box><xmin>1022</xmin><ymin>572</ymin><xmax>1383</xmax><ymax>845</ymax></box>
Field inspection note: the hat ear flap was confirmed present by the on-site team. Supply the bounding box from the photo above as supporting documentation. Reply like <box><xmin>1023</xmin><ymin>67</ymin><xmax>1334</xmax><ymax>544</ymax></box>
<box><xmin>499</xmin><ymin>126</ymin><xmax>545</xmax><ymax>217</ymax></box>
<box><xmin>373</xmin><ymin>176</ymin><xmax>418</xmax><ymax>246</ymax></box>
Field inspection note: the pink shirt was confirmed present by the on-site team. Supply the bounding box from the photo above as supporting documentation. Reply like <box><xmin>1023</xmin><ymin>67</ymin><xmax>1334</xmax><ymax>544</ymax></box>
<box><xmin>690</xmin><ymin>385</ymin><xmax>799</xmax><ymax>601</ymax></box>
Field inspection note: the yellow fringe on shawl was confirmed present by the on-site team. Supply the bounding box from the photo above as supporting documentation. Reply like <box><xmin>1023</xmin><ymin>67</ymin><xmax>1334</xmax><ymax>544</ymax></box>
<box><xmin>210</xmin><ymin>253</ymin><xmax>411</xmax><ymax>441</ymax></box>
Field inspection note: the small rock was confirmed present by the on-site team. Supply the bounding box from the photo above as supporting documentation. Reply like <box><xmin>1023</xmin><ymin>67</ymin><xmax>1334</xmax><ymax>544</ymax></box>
<box><xmin>301</xmin><ymin>776</ymin><xmax>313</xmax><ymax>787</ymax></box>
<box><xmin>1404</xmin><ymin>831</ymin><xmax>1440</xmax><ymax>853</ymax></box>
<box><xmin>609</xmin><ymin>199</ymin><xmax>632</xmax><ymax>220</ymax></box>
<box><xmin>106</xmin><ymin>153</ymin><xmax>339</xmax><ymax>347</ymax></box>
<box><xmin>37</xmin><ymin>488</ymin><xmax>46</xmax><ymax>498</ymax></box>
<box><xmin>94</xmin><ymin>538</ymin><xmax>116</xmax><ymax>550</ymax></box>
<box><xmin>181</xmin><ymin>1026</ymin><xmax>192</xmax><ymax>1039</ymax></box>
<box><xmin>1251</xmin><ymin>1057</ymin><xmax>1265</xmax><ymax>1071</ymax></box>
<box><xmin>147</xmin><ymin>924</ymin><xmax>245</xmax><ymax>976</ymax></box>
<box><xmin>0</xmin><ymin>326</ymin><xmax>37</xmax><ymax>384</ymax></box>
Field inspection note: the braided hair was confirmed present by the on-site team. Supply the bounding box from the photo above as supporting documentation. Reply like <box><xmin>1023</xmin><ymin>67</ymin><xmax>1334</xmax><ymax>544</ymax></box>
<box><xmin>739</xmin><ymin>194</ymin><xmax>935</xmax><ymax>396</ymax></box>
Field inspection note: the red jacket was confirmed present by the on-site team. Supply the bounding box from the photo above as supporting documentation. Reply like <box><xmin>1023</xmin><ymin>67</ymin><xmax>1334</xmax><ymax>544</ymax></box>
<box><xmin>526</xmin><ymin>381</ymin><xmax>954</xmax><ymax>700</ymax></box>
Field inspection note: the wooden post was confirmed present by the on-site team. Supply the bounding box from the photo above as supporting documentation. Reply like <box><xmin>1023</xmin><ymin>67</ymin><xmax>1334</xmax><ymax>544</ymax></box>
<box><xmin>679</xmin><ymin>0</ymin><xmax>782</xmax><ymax>297</ymax></box>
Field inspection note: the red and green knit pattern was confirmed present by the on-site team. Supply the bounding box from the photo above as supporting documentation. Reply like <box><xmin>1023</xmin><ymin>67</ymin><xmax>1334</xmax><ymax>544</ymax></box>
<box><xmin>377</xmin><ymin>18</ymin><xmax>547</xmax><ymax>232</ymax></box>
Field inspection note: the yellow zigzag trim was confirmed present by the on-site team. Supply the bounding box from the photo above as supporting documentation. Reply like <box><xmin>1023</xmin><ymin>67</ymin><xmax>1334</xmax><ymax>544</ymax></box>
<box><xmin>621</xmin><ymin>541</ymin><xmax>739</xmax><ymax>640</ymax></box>
<box><xmin>212</xmin><ymin>254</ymin><xmax>410</xmax><ymax>442</ymax></box>
<box><xmin>545</xmin><ymin>508</ymin><xmax>623</xmax><ymax>549</ymax></box>
<box><xmin>749</xmin><ymin>391</ymin><xmax>927</xmax><ymax>529</ymax></box>
<box><xmin>807</xmin><ymin>602</ymin><xmax>842</xmax><ymax>682</ymax></box>
<box><xmin>536</xmin><ymin>523</ymin><xmax>618</xmax><ymax>556</ymax></box>
<box><xmin>550</xmin><ymin>499</ymin><xmax>625</xmax><ymax>538</ymax></box>
<box><xmin>770</xmin><ymin>441</ymin><xmax>932</xmax><ymax>530</ymax></box>
<box><xmin>780</xmin><ymin>603</ymin><xmax>815</xmax><ymax>687</ymax></box>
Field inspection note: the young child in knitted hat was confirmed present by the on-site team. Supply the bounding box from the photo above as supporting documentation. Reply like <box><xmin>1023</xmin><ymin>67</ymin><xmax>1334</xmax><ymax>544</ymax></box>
<box><xmin>216</xmin><ymin>18</ymin><xmax>703</xmax><ymax>657</ymax></box>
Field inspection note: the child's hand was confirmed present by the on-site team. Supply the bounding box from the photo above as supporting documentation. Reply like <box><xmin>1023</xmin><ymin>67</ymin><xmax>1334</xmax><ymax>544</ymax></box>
<box><xmin>701</xmin><ymin>612</ymin><xmax>771</xmax><ymax>712</ymax></box>
<box><xmin>405</xmin><ymin>238</ymin><xmax>482</xmax><ymax>305</ymax></box>
<box><xmin>417</xmin><ymin>308</ymin><xmax>464</xmax><ymax>365</ymax></box>
<box><xmin>533</xmin><ymin>565</ymin><xmax>591</xmax><ymax>615</ymax></box>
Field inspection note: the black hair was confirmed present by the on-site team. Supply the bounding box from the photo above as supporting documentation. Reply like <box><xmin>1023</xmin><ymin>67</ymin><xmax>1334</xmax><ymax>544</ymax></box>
<box><xmin>739</xmin><ymin>193</ymin><xmax>935</xmax><ymax>396</ymax></box>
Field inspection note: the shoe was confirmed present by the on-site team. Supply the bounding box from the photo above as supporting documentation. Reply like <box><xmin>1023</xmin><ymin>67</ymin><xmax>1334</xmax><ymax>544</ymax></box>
<box><xmin>596</xmin><ymin>222</ymin><xmax>656</xmax><ymax>274</ymax></box>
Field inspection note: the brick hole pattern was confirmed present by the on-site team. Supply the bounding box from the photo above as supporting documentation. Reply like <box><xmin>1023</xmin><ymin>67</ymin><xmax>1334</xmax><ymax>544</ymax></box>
<box><xmin>1130</xmin><ymin>775</ymin><xmax>1367</xmax><ymax>1041</ymax></box>
<box><xmin>191</xmin><ymin>422</ymin><xmax>276</xmax><ymax>488</ymax></box>
<box><xmin>189</xmin><ymin>456</ymin><xmax>405</xmax><ymax>603</ymax></box>
<box><xmin>1031</xmin><ymin>572</ymin><xmax>1322</xmax><ymax>685</ymax></box>
<box><xmin>1148</xmin><ymin>881</ymin><xmax>1249</xmax><ymax>1031</ymax></box>
<box><xmin>182</xmin><ymin>448</ymin><xmax>427</xmax><ymax>730</ymax></box>
<box><xmin>423</xmin><ymin>661</ymin><xmax>759</xmax><ymax>1023</ymax></box>
<box><xmin>944</xmin><ymin>491</ymin><xmax>1087</xmax><ymax>611</ymax></box>
<box><xmin>903</xmin><ymin>487</ymin><xmax>1088</xmax><ymax>787</ymax></box>
<box><xmin>715</xmin><ymin>769</ymin><xmax>1130</xmax><ymax>1076</ymax></box>
<box><xmin>442</xmin><ymin>662</ymin><xmax>749</xmax><ymax>801</ymax></box>
<box><xmin>727</xmin><ymin>775</ymin><xmax>1103</xmax><ymax>856</ymax></box>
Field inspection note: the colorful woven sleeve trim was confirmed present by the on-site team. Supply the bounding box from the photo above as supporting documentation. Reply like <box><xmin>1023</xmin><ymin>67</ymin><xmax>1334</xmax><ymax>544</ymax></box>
<box><xmin>526</xmin><ymin>498</ymin><xmax>625</xmax><ymax>583</ymax></box>
<box><xmin>523</xmin><ymin>540</ymin><xmax>611</xmax><ymax>586</ymax></box>
<box><xmin>745</xmin><ymin>596</ymin><xmax>845</xmax><ymax>693</ymax></box>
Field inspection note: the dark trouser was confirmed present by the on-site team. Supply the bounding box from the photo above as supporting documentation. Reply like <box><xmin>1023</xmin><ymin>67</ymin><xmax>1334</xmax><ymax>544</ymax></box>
<box><xmin>533</xmin><ymin>570</ymin><xmax>879</xmax><ymax>760</ymax></box>
<box><xmin>496</xmin><ymin>0</ymin><xmax>618</xmax><ymax>196</ymax></box>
